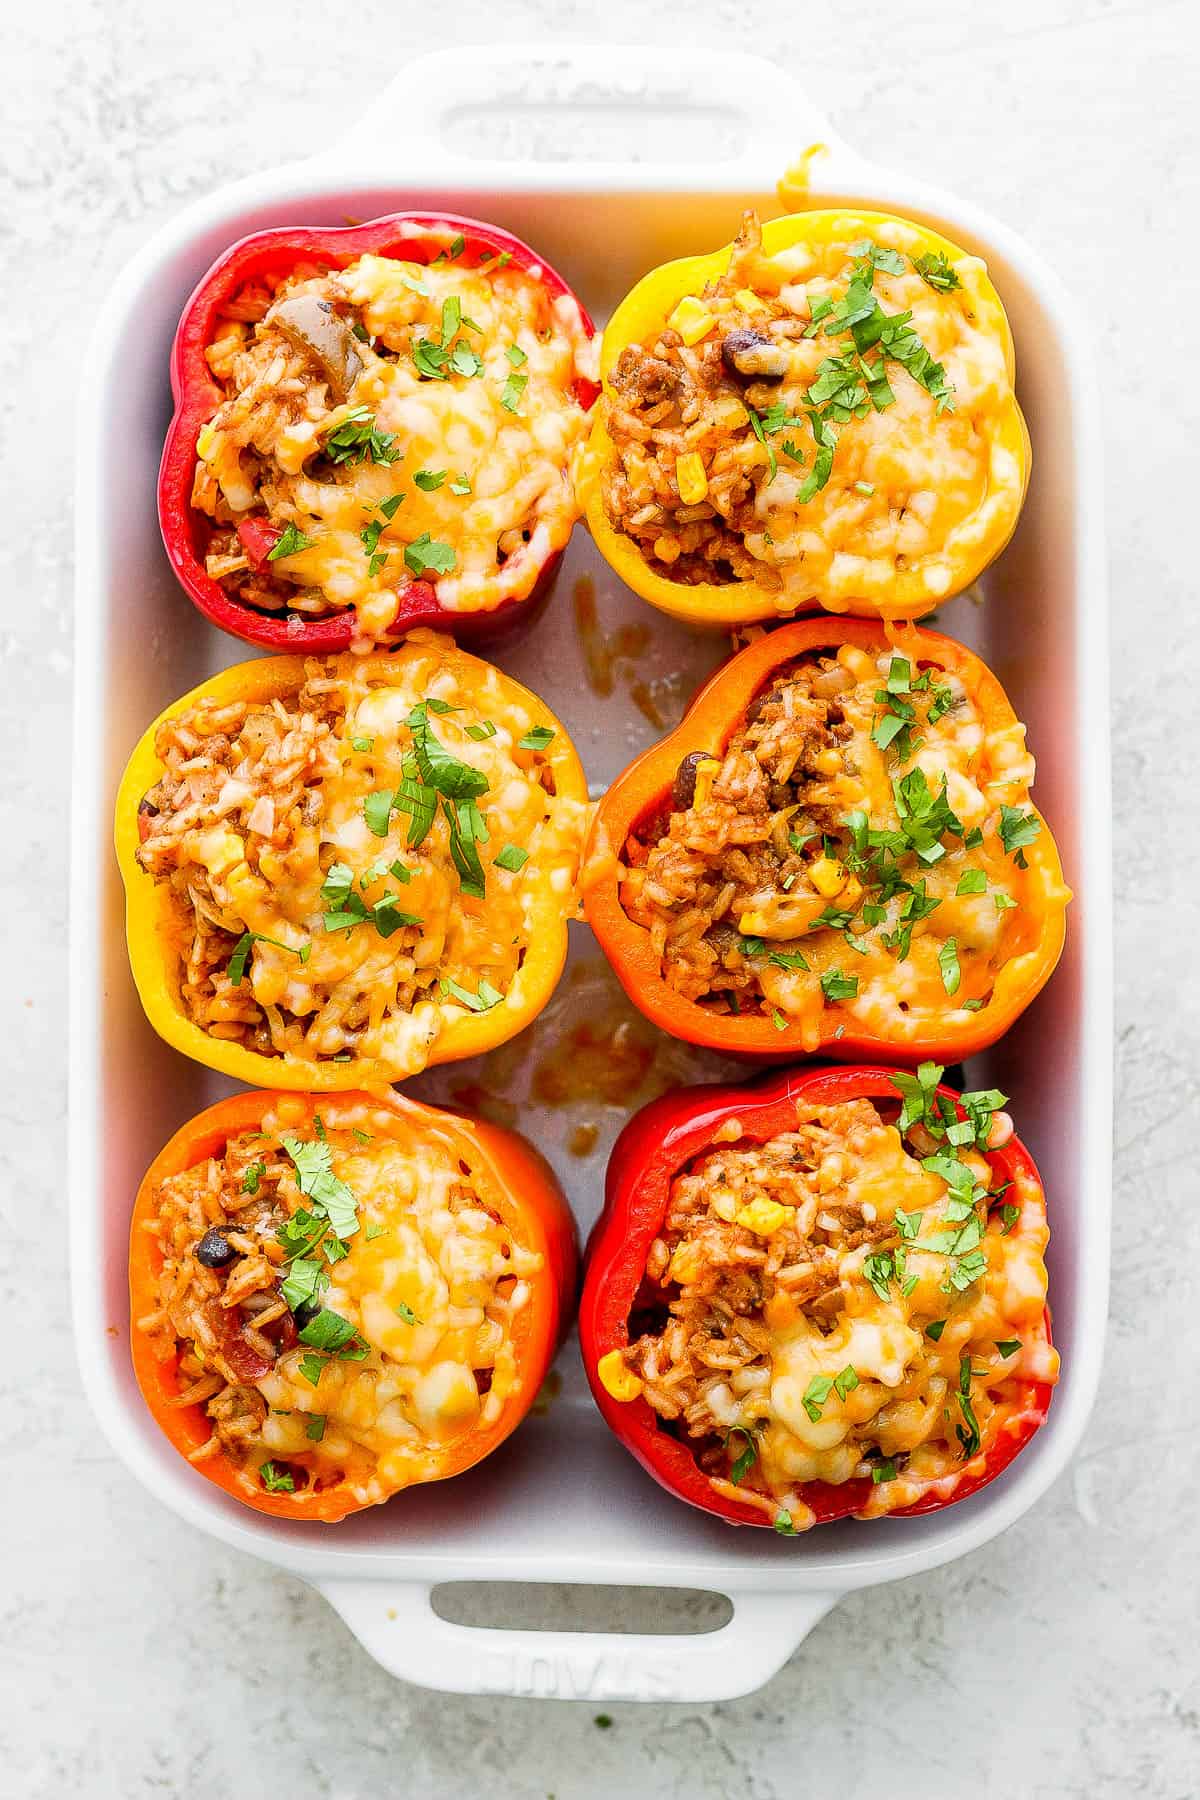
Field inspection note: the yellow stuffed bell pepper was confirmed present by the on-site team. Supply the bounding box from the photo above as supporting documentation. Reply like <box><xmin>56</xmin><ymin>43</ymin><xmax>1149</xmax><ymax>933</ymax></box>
<box><xmin>580</xmin><ymin>209</ymin><xmax>1030</xmax><ymax>628</ymax></box>
<box><xmin>116</xmin><ymin>630</ymin><xmax>589</xmax><ymax>1089</ymax></box>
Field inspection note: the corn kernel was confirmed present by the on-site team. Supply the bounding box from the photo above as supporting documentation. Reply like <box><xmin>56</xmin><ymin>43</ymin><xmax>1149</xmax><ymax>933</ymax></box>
<box><xmin>597</xmin><ymin>1349</ymin><xmax>643</xmax><ymax>1403</ymax></box>
<box><xmin>712</xmin><ymin>1189</ymin><xmax>739</xmax><ymax>1223</ymax></box>
<box><xmin>692</xmin><ymin>756</ymin><xmax>721</xmax><ymax>808</ymax></box>
<box><xmin>675</xmin><ymin>452</ymin><xmax>709</xmax><ymax>505</ymax></box>
<box><xmin>653</xmin><ymin>535</ymin><xmax>681</xmax><ymax>564</ymax></box>
<box><xmin>669</xmin><ymin>1243</ymin><xmax>703</xmax><ymax>1284</ymax></box>
<box><xmin>840</xmin><ymin>873</ymin><xmax>864</xmax><ymax>909</ymax></box>
<box><xmin>810</xmin><ymin>857</ymin><xmax>847</xmax><ymax>899</ymax></box>
<box><xmin>196</xmin><ymin>423</ymin><xmax>216</xmax><ymax>460</ymax></box>
<box><xmin>736</xmin><ymin>1199</ymin><xmax>792</xmax><ymax>1237</ymax></box>
<box><xmin>738</xmin><ymin>911</ymin><xmax>766</xmax><ymax>936</ymax></box>
<box><xmin>667</xmin><ymin>296</ymin><xmax>716</xmax><ymax>346</ymax></box>
<box><xmin>734</xmin><ymin>287</ymin><xmax>767</xmax><ymax>314</ymax></box>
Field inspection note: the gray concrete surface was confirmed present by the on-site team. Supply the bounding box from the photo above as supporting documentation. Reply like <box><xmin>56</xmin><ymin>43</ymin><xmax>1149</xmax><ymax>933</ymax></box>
<box><xmin>4</xmin><ymin>0</ymin><xmax>1198</xmax><ymax>1794</ymax></box>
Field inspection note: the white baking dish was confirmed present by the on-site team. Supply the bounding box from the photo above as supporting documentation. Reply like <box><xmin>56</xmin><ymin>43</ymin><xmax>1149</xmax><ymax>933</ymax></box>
<box><xmin>70</xmin><ymin>45</ymin><xmax>1111</xmax><ymax>1703</ymax></box>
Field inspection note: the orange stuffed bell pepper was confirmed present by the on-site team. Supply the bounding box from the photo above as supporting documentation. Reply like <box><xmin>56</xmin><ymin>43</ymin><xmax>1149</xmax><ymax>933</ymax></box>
<box><xmin>130</xmin><ymin>1088</ymin><xmax>578</xmax><ymax>1521</ymax></box>
<box><xmin>116</xmin><ymin>631</ymin><xmax>589</xmax><ymax>1089</ymax></box>
<box><xmin>580</xmin><ymin>208</ymin><xmax>1029</xmax><ymax>627</ymax></box>
<box><xmin>583</xmin><ymin>618</ymin><xmax>1068</xmax><ymax>1063</ymax></box>
<box><xmin>581</xmin><ymin>1063</ymin><xmax>1057</xmax><ymax>1532</ymax></box>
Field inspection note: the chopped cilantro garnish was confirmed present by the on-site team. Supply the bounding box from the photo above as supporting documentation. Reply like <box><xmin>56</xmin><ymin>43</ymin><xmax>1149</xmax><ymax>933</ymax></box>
<box><xmin>319</xmin><ymin>863</ymin><xmax>355</xmax><ymax>909</ymax></box>
<box><xmin>820</xmin><ymin>968</ymin><xmax>859</xmax><ymax>1002</ymax></box>
<box><xmin>281</xmin><ymin>1138</ymin><xmax>360</xmax><ymax>1243</ymax></box>
<box><xmin>439</xmin><ymin>976</ymin><xmax>503</xmax><ymax>1013</ymax></box>
<box><xmin>266</xmin><ymin>523</ymin><xmax>313</xmax><ymax>561</ymax></box>
<box><xmin>227</xmin><ymin>931</ymin><xmax>306</xmax><ymax>987</ymax></box>
<box><xmin>956</xmin><ymin>868</ymin><xmax>987</xmax><ymax>895</ymax></box>
<box><xmin>414</xmin><ymin>468</ymin><xmax>447</xmax><ymax>491</ymax></box>
<box><xmin>938</xmin><ymin>936</ymin><xmax>961</xmax><ymax>996</ymax></box>
<box><xmin>956</xmin><ymin>1353</ymin><xmax>981</xmax><ymax>1458</ymax></box>
<box><xmin>913</xmin><ymin>250</ymin><xmax>961</xmax><ymax>293</ymax></box>
<box><xmin>297</xmin><ymin>1308</ymin><xmax>366</xmax><ymax>1355</ymax></box>
<box><xmin>259</xmin><ymin>1462</ymin><xmax>295</xmax><ymax>1493</ymax></box>
<box><xmin>494</xmin><ymin>844</ymin><xmax>529</xmax><ymax>873</ymax></box>
<box><xmin>999</xmin><ymin>805</ymin><xmax>1041</xmax><ymax>866</ymax></box>
<box><xmin>305</xmin><ymin>1415</ymin><xmax>326</xmax><ymax>1442</ymax></box>
<box><xmin>519</xmin><ymin>725</ymin><xmax>555</xmax><ymax>752</ymax></box>
<box><xmin>802</xmin><ymin>1375</ymin><xmax>834</xmax><ymax>1422</ymax></box>
<box><xmin>394</xmin><ymin>1301</ymin><xmax>421</xmax><ymax>1326</ymax></box>
<box><xmin>404</xmin><ymin>533</ymin><xmax>456</xmax><ymax>578</ymax></box>
<box><xmin>324</xmin><ymin>408</ymin><xmax>400</xmax><ymax>467</ymax></box>
<box><xmin>241</xmin><ymin>1163</ymin><xmax>264</xmax><ymax>1195</ymax></box>
<box><xmin>727</xmin><ymin>1426</ymin><xmax>760</xmax><ymax>1485</ymax></box>
<box><xmin>500</xmin><ymin>371</ymin><xmax>528</xmax><ymax>412</ymax></box>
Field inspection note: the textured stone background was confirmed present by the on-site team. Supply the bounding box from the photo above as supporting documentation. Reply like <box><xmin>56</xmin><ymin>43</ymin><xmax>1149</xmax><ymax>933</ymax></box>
<box><xmin>6</xmin><ymin>1</ymin><xmax>1198</xmax><ymax>1794</ymax></box>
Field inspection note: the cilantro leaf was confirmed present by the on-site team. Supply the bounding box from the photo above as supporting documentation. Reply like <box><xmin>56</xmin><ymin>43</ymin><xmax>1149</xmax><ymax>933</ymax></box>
<box><xmin>913</xmin><ymin>250</ymin><xmax>962</xmax><ymax>293</ymax></box>
<box><xmin>324</xmin><ymin>408</ymin><xmax>400</xmax><ymax>466</ymax></box>
<box><xmin>404</xmin><ymin>533</ymin><xmax>457</xmax><ymax>578</ymax></box>
<box><xmin>259</xmin><ymin>1462</ymin><xmax>295</xmax><ymax>1493</ymax></box>
<box><xmin>266</xmin><ymin>523</ymin><xmax>314</xmax><ymax>561</ymax></box>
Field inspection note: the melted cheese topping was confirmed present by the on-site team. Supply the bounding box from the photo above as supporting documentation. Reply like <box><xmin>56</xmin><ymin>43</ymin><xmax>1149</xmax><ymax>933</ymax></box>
<box><xmin>196</xmin><ymin>245</ymin><xmax>596</xmax><ymax>640</ymax></box>
<box><xmin>256</xmin><ymin>1101</ymin><xmax>541</xmax><ymax>1503</ymax></box>
<box><xmin>749</xmin><ymin>230</ymin><xmax>1016</xmax><ymax>608</ymax></box>
<box><xmin>140</xmin><ymin>634</ymin><xmax>586</xmax><ymax>1078</ymax></box>
<box><xmin>623</xmin><ymin>641</ymin><xmax>1065</xmax><ymax>1045</ymax></box>
<box><xmin>624</xmin><ymin>1098</ymin><xmax>1057</xmax><ymax>1526</ymax></box>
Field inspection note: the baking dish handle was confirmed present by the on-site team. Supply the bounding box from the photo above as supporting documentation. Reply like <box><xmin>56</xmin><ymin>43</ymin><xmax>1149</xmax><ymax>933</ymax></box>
<box><xmin>332</xmin><ymin>45</ymin><xmax>868</xmax><ymax>188</ymax></box>
<box><xmin>318</xmin><ymin>1578</ymin><xmax>839</xmax><ymax>1703</ymax></box>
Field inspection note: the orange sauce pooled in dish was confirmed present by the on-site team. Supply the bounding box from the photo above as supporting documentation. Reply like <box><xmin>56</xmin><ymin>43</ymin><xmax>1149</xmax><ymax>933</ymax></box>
<box><xmin>532</xmin><ymin>1011</ymin><xmax>658</xmax><ymax>1108</ymax></box>
<box><xmin>573</xmin><ymin>573</ymin><xmax>653</xmax><ymax>698</ymax></box>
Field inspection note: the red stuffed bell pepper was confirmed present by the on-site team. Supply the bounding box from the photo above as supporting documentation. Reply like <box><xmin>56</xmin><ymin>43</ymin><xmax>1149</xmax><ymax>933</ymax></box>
<box><xmin>581</xmin><ymin>1063</ymin><xmax>1056</xmax><ymax>1532</ymax></box>
<box><xmin>160</xmin><ymin>212</ymin><xmax>598</xmax><ymax>652</ymax></box>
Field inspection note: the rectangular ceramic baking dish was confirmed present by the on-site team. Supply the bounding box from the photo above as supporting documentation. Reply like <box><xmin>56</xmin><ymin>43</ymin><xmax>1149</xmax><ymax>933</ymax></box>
<box><xmin>70</xmin><ymin>45</ymin><xmax>1111</xmax><ymax>1704</ymax></box>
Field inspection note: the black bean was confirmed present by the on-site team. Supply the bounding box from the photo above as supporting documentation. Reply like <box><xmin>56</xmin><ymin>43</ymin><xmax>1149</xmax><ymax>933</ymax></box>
<box><xmin>672</xmin><ymin>750</ymin><xmax>714</xmax><ymax>811</ymax></box>
<box><xmin>195</xmin><ymin>1228</ymin><xmax>235</xmax><ymax>1268</ymax></box>
<box><xmin>721</xmin><ymin>328</ymin><xmax>790</xmax><ymax>381</ymax></box>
